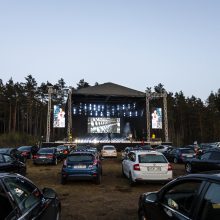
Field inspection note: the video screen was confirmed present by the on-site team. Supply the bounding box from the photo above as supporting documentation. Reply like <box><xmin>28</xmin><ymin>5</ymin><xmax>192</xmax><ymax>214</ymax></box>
<box><xmin>53</xmin><ymin>105</ymin><xmax>65</xmax><ymax>128</ymax></box>
<box><xmin>151</xmin><ymin>107</ymin><xmax>162</xmax><ymax>129</ymax></box>
<box><xmin>88</xmin><ymin>117</ymin><xmax>120</xmax><ymax>133</ymax></box>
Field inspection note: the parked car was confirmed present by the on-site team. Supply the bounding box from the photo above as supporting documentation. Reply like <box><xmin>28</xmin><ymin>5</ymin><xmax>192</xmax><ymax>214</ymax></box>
<box><xmin>33</xmin><ymin>147</ymin><xmax>58</xmax><ymax>165</ymax></box>
<box><xmin>154</xmin><ymin>145</ymin><xmax>172</xmax><ymax>153</ymax></box>
<box><xmin>61</xmin><ymin>150</ymin><xmax>102</xmax><ymax>184</ymax></box>
<box><xmin>17</xmin><ymin>145</ymin><xmax>39</xmax><ymax>159</ymax></box>
<box><xmin>0</xmin><ymin>147</ymin><xmax>26</xmax><ymax>163</ymax></box>
<box><xmin>165</xmin><ymin>147</ymin><xmax>196</xmax><ymax>163</ymax></box>
<box><xmin>56</xmin><ymin>145</ymin><xmax>71</xmax><ymax>160</ymax></box>
<box><xmin>185</xmin><ymin>149</ymin><xmax>220</xmax><ymax>173</ymax></box>
<box><xmin>0</xmin><ymin>172</ymin><xmax>61</xmax><ymax>220</ymax></box>
<box><xmin>101</xmin><ymin>145</ymin><xmax>117</xmax><ymax>158</ymax></box>
<box><xmin>122</xmin><ymin>150</ymin><xmax>173</xmax><ymax>186</ymax></box>
<box><xmin>121</xmin><ymin>145</ymin><xmax>153</xmax><ymax>160</ymax></box>
<box><xmin>198</xmin><ymin>143</ymin><xmax>218</xmax><ymax>154</ymax></box>
<box><xmin>0</xmin><ymin>153</ymin><xmax>26</xmax><ymax>175</ymax></box>
<box><xmin>138</xmin><ymin>172</ymin><xmax>220</xmax><ymax>220</ymax></box>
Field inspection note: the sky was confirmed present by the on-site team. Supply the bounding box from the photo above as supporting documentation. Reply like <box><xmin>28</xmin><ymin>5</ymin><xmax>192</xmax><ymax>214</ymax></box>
<box><xmin>0</xmin><ymin>0</ymin><xmax>219</xmax><ymax>101</ymax></box>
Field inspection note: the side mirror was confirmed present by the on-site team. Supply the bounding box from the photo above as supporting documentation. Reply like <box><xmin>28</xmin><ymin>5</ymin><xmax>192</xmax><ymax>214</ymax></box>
<box><xmin>42</xmin><ymin>187</ymin><xmax>56</xmax><ymax>199</ymax></box>
<box><xmin>145</xmin><ymin>192</ymin><xmax>158</xmax><ymax>203</ymax></box>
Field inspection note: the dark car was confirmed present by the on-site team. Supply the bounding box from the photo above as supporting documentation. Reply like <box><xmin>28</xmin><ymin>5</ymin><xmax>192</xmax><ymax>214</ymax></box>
<box><xmin>56</xmin><ymin>145</ymin><xmax>71</xmax><ymax>160</ymax></box>
<box><xmin>0</xmin><ymin>153</ymin><xmax>26</xmax><ymax>175</ymax></box>
<box><xmin>61</xmin><ymin>151</ymin><xmax>102</xmax><ymax>185</ymax></box>
<box><xmin>185</xmin><ymin>149</ymin><xmax>220</xmax><ymax>173</ymax></box>
<box><xmin>0</xmin><ymin>147</ymin><xmax>26</xmax><ymax>163</ymax></box>
<box><xmin>17</xmin><ymin>145</ymin><xmax>39</xmax><ymax>159</ymax></box>
<box><xmin>33</xmin><ymin>148</ymin><xmax>58</xmax><ymax>165</ymax></box>
<box><xmin>138</xmin><ymin>172</ymin><xmax>220</xmax><ymax>220</ymax></box>
<box><xmin>0</xmin><ymin>172</ymin><xmax>61</xmax><ymax>220</ymax></box>
<box><xmin>121</xmin><ymin>145</ymin><xmax>153</xmax><ymax>160</ymax></box>
<box><xmin>165</xmin><ymin>147</ymin><xmax>195</xmax><ymax>163</ymax></box>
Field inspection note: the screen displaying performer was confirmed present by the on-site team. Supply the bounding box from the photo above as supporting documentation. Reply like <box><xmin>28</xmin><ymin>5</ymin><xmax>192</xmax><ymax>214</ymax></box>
<box><xmin>151</xmin><ymin>108</ymin><xmax>162</xmax><ymax>129</ymax></box>
<box><xmin>53</xmin><ymin>105</ymin><xmax>65</xmax><ymax>128</ymax></box>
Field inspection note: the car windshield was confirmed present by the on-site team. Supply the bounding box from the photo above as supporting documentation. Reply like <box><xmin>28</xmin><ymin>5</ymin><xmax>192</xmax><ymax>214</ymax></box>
<box><xmin>138</xmin><ymin>154</ymin><xmax>167</xmax><ymax>163</ymax></box>
<box><xmin>181</xmin><ymin>149</ymin><xmax>195</xmax><ymax>154</ymax></box>
<box><xmin>18</xmin><ymin>146</ymin><xmax>31</xmax><ymax>151</ymax></box>
<box><xmin>57</xmin><ymin>146</ymin><xmax>67</xmax><ymax>150</ymax></box>
<box><xmin>38</xmin><ymin>148</ymin><xmax>54</xmax><ymax>154</ymax></box>
<box><xmin>103</xmin><ymin>146</ymin><xmax>115</xmax><ymax>150</ymax></box>
<box><xmin>68</xmin><ymin>154</ymin><xmax>94</xmax><ymax>162</ymax></box>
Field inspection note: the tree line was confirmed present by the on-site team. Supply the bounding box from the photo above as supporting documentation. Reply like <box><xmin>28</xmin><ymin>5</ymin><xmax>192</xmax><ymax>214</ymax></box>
<box><xmin>0</xmin><ymin>76</ymin><xmax>219</xmax><ymax>146</ymax></box>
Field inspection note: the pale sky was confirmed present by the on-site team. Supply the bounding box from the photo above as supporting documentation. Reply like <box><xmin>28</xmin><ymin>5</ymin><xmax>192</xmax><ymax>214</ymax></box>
<box><xmin>0</xmin><ymin>0</ymin><xmax>219</xmax><ymax>101</ymax></box>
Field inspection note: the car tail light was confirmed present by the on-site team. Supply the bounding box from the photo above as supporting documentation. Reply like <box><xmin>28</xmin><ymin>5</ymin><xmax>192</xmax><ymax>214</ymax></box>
<box><xmin>64</xmin><ymin>150</ymin><xmax>68</xmax><ymax>154</ymax></box>
<box><xmin>168</xmin><ymin>163</ymin><xmax>172</xmax><ymax>171</ymax></box>
<box><xmin>33</xmin><ymin>155</ymin><xmax>39</xmax><ymax>159</ymax></box>
<box><xmin>21</xmin><ymin>152</ymin><xmax>28</xmax><ymax>156</ymax></box>
<box><xmin>133</xmin><ymin>164</ymin><xmax>140</xmax><ymax>171</ymax></box>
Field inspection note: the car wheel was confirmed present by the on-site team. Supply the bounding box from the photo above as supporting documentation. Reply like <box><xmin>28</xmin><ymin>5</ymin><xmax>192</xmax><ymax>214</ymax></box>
<box><xmin>54</xmin><ymin>158</ymin><xmax>58</xmax><ymax>165</ymax></box>
<box><xmin>129</xmin><ymin>172</ymin><xmax>135</xmax><ymax>186</ymax></box>
<box><xmin>174</xmin><ymin>157</ymin><xmax>178</xmax><ymax>164</ymax></box>
<box><xmin>61</xmin><ymin>176</ymin><xmax>67</xmax><ymax>185</ymax></box>
<box><xmin>138</xmin><ymin>208</ymin><xmax>147</xmax><ymax>220</ymax></box>
<box><xmin>95</xmin><ymin>174</ymin><xmax>101</xmax><ymax>185</ymax></box>
<box><xmin>185</xmin><ymin>163</ymin><xmax>192</xmax><ymax>173</ymax></box>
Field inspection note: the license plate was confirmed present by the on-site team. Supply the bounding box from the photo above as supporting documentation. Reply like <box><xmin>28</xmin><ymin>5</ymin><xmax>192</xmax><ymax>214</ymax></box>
<box><xmin>39</xmin><ymin>156</ymin><xmax>46</xmax><ymax>158</ymax></box>
<box><xmin>147</xmin><ymin>166</ymin><xmax>161</xmax><ymax>171</ymax></box>
<box><xmin>74</xmin><ymin>165</ymin><xmax>86</xmax><ymax>169</ymax></box>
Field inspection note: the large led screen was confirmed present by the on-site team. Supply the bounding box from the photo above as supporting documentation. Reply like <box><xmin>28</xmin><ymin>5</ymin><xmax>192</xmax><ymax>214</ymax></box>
<box><xmin>151</xmin><ymin>108</ymin><xmax>162</xmax><ymax>129</ymax></box>
<box><xmin>88</xmin><ymin>117</ymin><xmax>120</xmax><ymax>133</ymax></box>
<box><xmin>53</xmin><ymin>105</ymin><xmax>65</xmax><ymax>128</ymax></box>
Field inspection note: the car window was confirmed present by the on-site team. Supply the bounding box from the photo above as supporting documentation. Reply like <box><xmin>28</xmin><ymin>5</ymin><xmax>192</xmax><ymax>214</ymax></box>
<box><xmin>0</xmin><ymin>154</ymin><xmax>4</xmax><ymax>163</ymax></box>
<box><xmin>3</xmin><ymin>155</ymin><xmax>14</xmax><ymax>163</ymax></box>
<box><xmin>201</xmin><ymin>152</ymin><xmax>211</xmax><ymax>160</ymax></box>
<box><xmin>68</xmin><ymin>154</ymin><xmax>94</xmax><ymax>162</ymax></box>
<box><xmin>162</xmin><ymin>180</ymin><xmax>202</xmax><ymax>216</ymax></box>
<box><xmin>138</xmin><ymin>154</ymin><xmax>167</xmax><ymax>163</ymax></box>
<box><xmin>199</xmin><ymin>183</ymin><xmax>220</xmax><ymax>220</ymax></box>
<box><xmin>103</xmin><ymin>146</ymin><xmax>115</xmax><ymax>150</ymax></box>
<box><xmin>128</xmin><ymin>153</ymin><xmax>136</xmax><ymax>162</ymax></box>
<box><xmin>209</xmin><ymin>152</ymin><xmax>220</xmax><ymax>160</ymax></box>
<box><xmin>4</xmin><ymin>177</ymin><xmax>41</xmax><ymax>214</ymax></box>
<box><xmin>38</xmin><ymin>148</ymin><xmax>54</xmax><ymax>154</ymax></box>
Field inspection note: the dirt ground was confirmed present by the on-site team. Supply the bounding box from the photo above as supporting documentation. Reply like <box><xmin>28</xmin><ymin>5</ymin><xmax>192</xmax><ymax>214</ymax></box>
<box><xmin>26</xmin><ymin>155</ymin><xmax>186</xmax><ymax>220</ymax></box>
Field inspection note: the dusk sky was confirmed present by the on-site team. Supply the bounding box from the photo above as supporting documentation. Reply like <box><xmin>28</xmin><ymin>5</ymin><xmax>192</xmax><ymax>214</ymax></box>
<box><xmin>0</xmin><ymin>0</ymin><xmax>219</xmax><ymax>101</ymax></box>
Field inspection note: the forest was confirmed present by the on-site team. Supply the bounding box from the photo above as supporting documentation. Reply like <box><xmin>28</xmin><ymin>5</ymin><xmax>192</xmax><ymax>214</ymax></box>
<box><xmin>0</xmin><ymin>75</ymin><xmax>220</xmax><ymax>146</ymax></box>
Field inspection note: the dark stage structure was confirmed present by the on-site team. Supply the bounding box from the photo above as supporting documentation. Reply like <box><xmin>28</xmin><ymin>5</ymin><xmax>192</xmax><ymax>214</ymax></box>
<box><xmin>69</xmin><ymin>83</ymin><xmax>147</xmax><ymax>143</ymax></box>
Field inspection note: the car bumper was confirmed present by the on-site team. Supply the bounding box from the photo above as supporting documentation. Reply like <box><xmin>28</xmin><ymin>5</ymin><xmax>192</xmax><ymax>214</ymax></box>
<box><xmin>61</xmin><ymin>168</ymin><xmax>99</xmax><ymax>180</ymax></box>
<box><xmin>133</xmin><ymin>171</ymin><xmax>173</xmax><ymax>182</ymax></box>
<box><xmin>33</xmin><ymin>158</ymin><xmax>54</xmax><ymax>164</ymax></box>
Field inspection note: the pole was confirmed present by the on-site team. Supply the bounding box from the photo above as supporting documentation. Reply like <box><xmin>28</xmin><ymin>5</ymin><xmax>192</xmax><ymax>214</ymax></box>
<box><xmin>67</xmin><ymin>87</ymin><xmax>72</xmax><ymax>142</ymax></box>
<box><xmin>46</xmin><ymin>86</ymin><xmax>53</xmax><ymax>142</ymax></box>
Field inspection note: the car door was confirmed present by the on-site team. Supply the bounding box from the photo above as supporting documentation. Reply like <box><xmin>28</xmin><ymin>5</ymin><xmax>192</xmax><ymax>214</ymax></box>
<box><xmin>192</xmin><ymin>152</ymin><xmax>212</xmax><ymax>172</ymax></box>
<box><xmin>144</xmin><ymin>179</ymin><xmax>203</xmax><ymax>220</ymax></box>
<box><xmin>0</xmin><ymin>154</ymin><xmax>18</xmax><ymax>173</ymax></box>
<box><xmin>122</xmin><ymin>155</ymin><xmax>130</xmax><ymax>177</ymax></box>
<box><xmin>3</xmin><ymin>176</ymin><xmax>57</xmax><ymax>220</ymax></box>
<box><xmin>197</xmin><ymin>182</ymin><xmax>220</xmax><ymax>220</ymax></box>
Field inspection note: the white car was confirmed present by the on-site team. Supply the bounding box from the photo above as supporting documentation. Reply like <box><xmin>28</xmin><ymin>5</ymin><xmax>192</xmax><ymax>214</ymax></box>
<box><xmin>122</xmin><ymin>150</ymin><xmax>173</xmax><ymax>185</ymax></box>
<box><xmin>154</xmin><ymin>145</ymin><xmax>172</xmax><ymax>153</ymax></box>
<box><xmin>101</xmin><ymin>145</ymin><xmax>117</xmax><ymax>158</ymax></box>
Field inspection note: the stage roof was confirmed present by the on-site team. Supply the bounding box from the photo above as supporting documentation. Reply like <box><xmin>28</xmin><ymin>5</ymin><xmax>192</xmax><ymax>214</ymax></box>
<box><xmin>73</xmin><ymin>82</ymin><xmax>145</xmax><ymax>97</ymax></box>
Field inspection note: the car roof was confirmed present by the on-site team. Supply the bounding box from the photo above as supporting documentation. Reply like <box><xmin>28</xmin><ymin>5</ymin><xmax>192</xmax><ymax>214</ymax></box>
<box><xmin>179</xmin><ymin>172</ymin><xmax>220</xmax><ymax>182</ymax></box>
<box><xmin>69</xmin><ymin>151</ymin><xmax>95</xmax><ymax>155</ymax></box>
<box><xmin>130</xmin><ymin>150</ymin><xmax>163</xmax><ymax>155</ymax></box>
